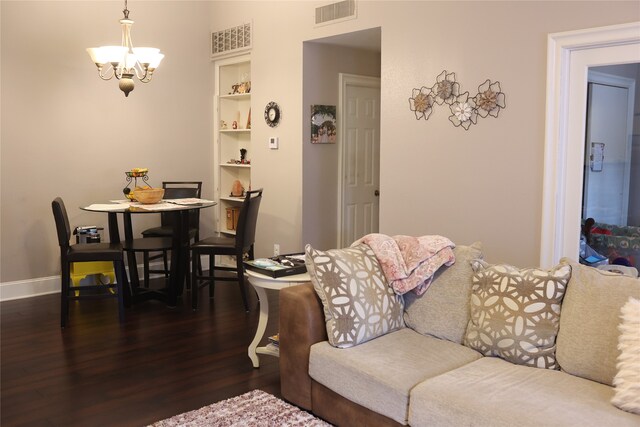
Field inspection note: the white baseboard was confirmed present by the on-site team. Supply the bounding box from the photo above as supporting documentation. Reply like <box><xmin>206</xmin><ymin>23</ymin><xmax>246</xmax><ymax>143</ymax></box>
<box><xmin>0</xmin><ymin>260</ymin><xmax>173</xmax><ymax>302</ymax></box>
<box><xmin>0</xmin><ymin>276</ymin><xmax>60</xmax><ymax>302</ymax></box>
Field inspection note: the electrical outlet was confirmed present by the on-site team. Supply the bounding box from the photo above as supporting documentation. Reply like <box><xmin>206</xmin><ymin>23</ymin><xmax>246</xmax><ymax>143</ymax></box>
<box><xmin>274</xmin><ymin>243</ymin><xmax>280</xmax><ymax>256</ymax></box>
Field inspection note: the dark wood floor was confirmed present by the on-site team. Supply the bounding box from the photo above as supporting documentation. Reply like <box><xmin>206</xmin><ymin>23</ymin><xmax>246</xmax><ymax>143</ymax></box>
<box><xmin>1</xmin><ymin>278</ymin><xmax>282</xmax><ymax>427</ymax></box>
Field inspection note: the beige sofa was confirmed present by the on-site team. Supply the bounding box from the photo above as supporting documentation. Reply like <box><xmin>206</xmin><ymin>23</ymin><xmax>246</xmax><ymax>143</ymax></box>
<box><xmin>279</xmin><ymin>244</ymin><xmax>640</xmax><ymax>426</ymax></box>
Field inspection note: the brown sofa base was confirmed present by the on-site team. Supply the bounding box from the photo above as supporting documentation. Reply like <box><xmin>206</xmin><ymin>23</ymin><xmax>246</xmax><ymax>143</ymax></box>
<box><xmin>279</xmin><ymin>283</ymin><xmax>405</xmax><ymax>426</ymax></box>
<box><xmin>312</xmin><ymin>380</ymin><xmax>404</xmax><ymax>427</ymax></box>
<box><xmin>279</xmin><ymin>283</ymin><xmax>326</xmax><ymax>410</ymax></box>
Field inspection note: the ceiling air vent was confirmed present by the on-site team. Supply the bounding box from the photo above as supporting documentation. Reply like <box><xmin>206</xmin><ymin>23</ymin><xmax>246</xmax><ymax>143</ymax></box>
<box><xmin>315</xmin><ymin>0</ymin><xmax>357</xmax><ymax>26</ymax></box>
<box><xmin>211</xmin><ymin>22</ymin><xmax>252</xmax><ymax>59</ymax></box>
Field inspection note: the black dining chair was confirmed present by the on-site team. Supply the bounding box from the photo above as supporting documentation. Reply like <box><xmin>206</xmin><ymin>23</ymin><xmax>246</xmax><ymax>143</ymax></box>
<box><xmin>52</xmin><ymin>197</ymin><xmax>128</xmax><ymax>328</ymax></box>
<box><xmin>140</xmin><ymin>181</ymin><xmax>202</xmax><ymax>287</ymax></box>
<box><xmin>191</xmin><ymin>189</ymin><xmax>263</xmax><ymax>311</ymax></box>
<box><xmin>123</xmin><ymin>235</ymin><xmax>173</xmax><ymax>289</ymax></box>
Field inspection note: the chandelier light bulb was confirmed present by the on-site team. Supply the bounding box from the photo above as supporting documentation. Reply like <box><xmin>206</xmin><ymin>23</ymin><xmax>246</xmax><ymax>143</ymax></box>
<box><xmin>86</xmin><ymin>0</ymin><xmax>163</xmax><ymax>97</ymax></box>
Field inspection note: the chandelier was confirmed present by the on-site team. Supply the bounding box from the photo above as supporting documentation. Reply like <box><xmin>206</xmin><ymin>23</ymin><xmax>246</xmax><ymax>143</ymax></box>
<box><xmin>86</xmin><ymin>0</ymin><xmax>164</xmax><ymax>97</ymax></box>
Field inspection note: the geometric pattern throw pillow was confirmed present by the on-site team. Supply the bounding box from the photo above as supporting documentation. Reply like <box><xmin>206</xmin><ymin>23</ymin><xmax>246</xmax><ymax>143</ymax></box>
<box><xmin>463</xmin><ymin>260</ymin><xmax>571</xmax><ymax>370</ymax></box>
<box><xmin>305</xmin><ymin>244</ymin><xmax>405</xmax><ymax>348</ymax></box>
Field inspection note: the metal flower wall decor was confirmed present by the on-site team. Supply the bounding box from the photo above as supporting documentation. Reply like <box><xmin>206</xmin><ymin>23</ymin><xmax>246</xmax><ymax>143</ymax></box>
<box><xmin>409</xmin><ymin>71</ymin><xmax>506</xmax><ymax>130</ymax></box>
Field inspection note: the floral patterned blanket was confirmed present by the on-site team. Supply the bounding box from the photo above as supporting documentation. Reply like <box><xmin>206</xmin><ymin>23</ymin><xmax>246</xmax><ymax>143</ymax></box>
<box><xmin>352</xmin><ymin>234</ymin><xmax>455</xmax><ymax>295</ymax></box>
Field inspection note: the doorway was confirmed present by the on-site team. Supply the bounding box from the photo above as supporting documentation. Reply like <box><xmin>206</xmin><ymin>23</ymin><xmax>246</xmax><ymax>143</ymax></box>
<box><xmin>301</xmin><ymin>27</ymin><xmax>381</xmax><ymax>250</ymax></box>
<box><xmin>540</xmin><ymin>22</ymin><xmax>640</xmax><ymax>268</ymax></box>
<box><xmin>583</xmin><ymin>68</ymin><xmax>636</xmax><ymax>227</ymax></box>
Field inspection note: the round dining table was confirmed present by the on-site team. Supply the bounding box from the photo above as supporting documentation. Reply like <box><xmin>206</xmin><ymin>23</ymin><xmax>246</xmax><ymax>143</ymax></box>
<box><xmin>82</xmin><ymin>200</ymin><xmax>216</xmax><ymax>307</ymax></box>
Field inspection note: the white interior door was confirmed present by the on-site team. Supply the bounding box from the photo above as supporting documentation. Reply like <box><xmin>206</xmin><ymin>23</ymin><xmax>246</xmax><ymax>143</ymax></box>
<box><xmin>338</xmin><ymin>74</ymin><xmax>381</xmax><ymax>247</ymax></box>
<box><xmin>583</xmin><ymin>79</ymin><xmax>632</xmax><ymax>225</ymax></box>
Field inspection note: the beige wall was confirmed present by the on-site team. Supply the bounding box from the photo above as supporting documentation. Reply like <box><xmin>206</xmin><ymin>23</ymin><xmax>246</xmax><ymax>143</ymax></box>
<box><xmin>1</xmin><ymin>1</ymin><xmax>214</xmax><ymax>285</ymax></box>
<box><xmin>212</xmin><ymin>1</ymin><xmax>638</xmax><ymax>266</ymax></box>
<box><xmin>1</xmin><ymin>1</ymin><xmax>638</xmax><ymax>294</ymax></box>
<box><xmin>375</xmin><ymin>2</ymin><xmax>638</xmax><ymax>266</ymax></box>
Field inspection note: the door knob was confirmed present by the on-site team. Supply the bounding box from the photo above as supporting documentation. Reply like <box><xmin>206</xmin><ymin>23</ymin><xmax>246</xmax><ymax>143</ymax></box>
<box><xmin>374</xmin><ymin>190</ymin><xmax>380</xmax><ymax>196</ymax></box>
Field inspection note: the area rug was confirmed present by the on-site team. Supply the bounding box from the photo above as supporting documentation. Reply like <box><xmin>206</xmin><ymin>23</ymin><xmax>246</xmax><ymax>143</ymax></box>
<box><xmin>148</xmin><ymin>389</ymin><xmax>332</xmax><ymax>426</ymax></box>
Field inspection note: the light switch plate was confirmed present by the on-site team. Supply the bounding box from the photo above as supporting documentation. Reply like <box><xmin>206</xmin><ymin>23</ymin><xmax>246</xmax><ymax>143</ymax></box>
<box><xmin>269</xmin><ymin>137</ymin><xmax>279</xmax><ymax>149</ymax></box>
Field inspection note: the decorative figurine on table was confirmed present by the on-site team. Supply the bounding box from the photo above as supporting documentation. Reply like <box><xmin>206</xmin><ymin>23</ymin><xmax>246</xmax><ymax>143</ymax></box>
<box><xmin>232</xmin><ymin>121</ymin><xmax>238</xmax><ymax>129</ymax></box>
<box><xmin>240</xmin><ymin>148</ymin><xmax>247</xmax><ymax>164</ymax></box>
<box><xmin>231</xmin><ymin>180</ymin><xmax>244</xmax><ymax>197</ymax></box>
<box><xmin>221</xmin><ymin>120</ymin><xmax>227</xmax><ymax>130</ymax></box>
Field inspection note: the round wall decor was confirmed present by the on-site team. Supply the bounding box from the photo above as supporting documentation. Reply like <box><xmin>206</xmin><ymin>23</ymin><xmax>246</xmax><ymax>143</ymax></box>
<box><xmin>264</xmin><ymin>102</ymin><xmax>281</xmax><ymax>127</ymax></box>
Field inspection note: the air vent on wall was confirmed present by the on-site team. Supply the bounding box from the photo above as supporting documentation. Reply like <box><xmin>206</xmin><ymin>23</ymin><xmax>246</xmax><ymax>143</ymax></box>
<box><xmin>315</xmin><ymin>0</ymin><xmax>357</xmax><ymax>25</ymax></box>
<box><xmin>211</xmin><ymin>22</ymin><xmax>252</xmax><ymax>58</ymax></box>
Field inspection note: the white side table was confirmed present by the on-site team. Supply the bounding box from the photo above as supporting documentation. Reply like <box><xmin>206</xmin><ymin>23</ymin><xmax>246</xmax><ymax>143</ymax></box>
<box><xmin>246</xmin><ymin>269</ymin><xmax>311</xmax><ymax>368</ymax></box>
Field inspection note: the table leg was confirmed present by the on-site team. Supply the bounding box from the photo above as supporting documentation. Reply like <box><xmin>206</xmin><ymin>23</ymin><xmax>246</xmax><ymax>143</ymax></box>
<box><xmin>107</xmin><ymin>213</ymin><xmax>120</xmax><ymax>244</ymax></box>
<box><xmin>177</xmin><ymin>210</ymin><xmax>190</xmax><ymax>297</ymax></box>
<box><xmin>123</xmin><ymin>212</ymin><xmax>141</xmax><ymax>291</ymax></box>
<box><xmin>248</xmin><ymin>284</ymin><xmax>269</xmax><ymax>368</ymax></box>
<box><xmin>167</xmin><ymin>210</ymin><xmax>189</xmax><ymax>307</ymax></box>
<box><xmin>108</xmin><ymin>213</ymin><xmax>131</xmax><ymax>306</ymax></box>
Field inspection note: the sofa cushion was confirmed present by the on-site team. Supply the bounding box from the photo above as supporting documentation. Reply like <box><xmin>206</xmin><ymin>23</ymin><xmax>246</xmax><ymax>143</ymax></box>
<box><xmin>309</xmin><ymin>328</ymin><xmax>481</xmax><ymax>425</ymax></box>
<box><xmin>612</xmin><ymin>297</ymin><xmax>640</xmax><ymax>414</ymax></box>
<box><xmin>408</xmin><ymin>357</ymin><xmax>640</xmax><ymax>427</ymax></box>
<box><xmin>305</xmin><ymin>244</ymin><xmax>405</xmax><ymax>348</ymax></box>
<box><xmin>463</xmin><ymin>260</ymin><xmax>571</xmax><ymax>369</ymax></box>
<box><xmin>404</xmin><ymin>242</ymin><xmax>482</xmax><ymax>344</ymax></box>
<box><xmin>556</xmin><ymin>258</ymin><xmax>640</xmax><ymax>386</ymax></box>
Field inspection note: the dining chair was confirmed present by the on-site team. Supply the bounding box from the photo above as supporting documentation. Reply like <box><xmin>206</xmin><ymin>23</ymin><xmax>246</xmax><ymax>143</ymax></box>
<box><xmin>140</xmin><ymin>181</ymin><xmax>202</xmax><ymax>287</ymax></box>
<box><xmin>52</xmin><ymin>197</ymin><xmax>127</xmax><ymax>328</ymax></box>
<box><xmin>123</xmin><ymin>235</ymin><xmax>173</xmax><ymax>289</ymax></box>
<box><xmin>191</xmin><ymin>188</ymin><xmax>263</xmax><ymax>311</ymax></box>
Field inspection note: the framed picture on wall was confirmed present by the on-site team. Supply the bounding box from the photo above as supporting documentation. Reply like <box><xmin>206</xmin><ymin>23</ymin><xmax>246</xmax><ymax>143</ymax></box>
<box><xmin>311</xmin><ymin>105</ymin><xmax>337</xmax><ymax>144</ymax></box>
